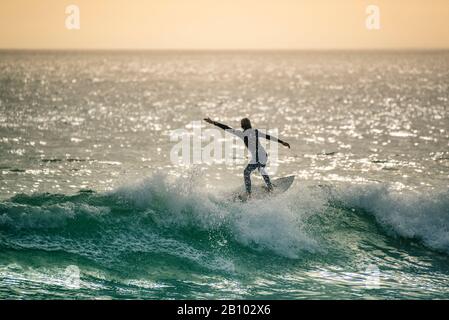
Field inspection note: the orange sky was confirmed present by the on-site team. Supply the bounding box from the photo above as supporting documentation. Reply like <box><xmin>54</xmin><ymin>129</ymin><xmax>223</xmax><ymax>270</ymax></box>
<box><xmin>1</xmin><ymin>0</ymin><xmax>448</xmax><ymax>49</ymax></box>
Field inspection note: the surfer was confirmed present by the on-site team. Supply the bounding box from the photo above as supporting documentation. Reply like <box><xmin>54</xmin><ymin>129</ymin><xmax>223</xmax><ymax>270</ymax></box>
<box><xmin>204</xmin><ymin>117</ymin><xmax>290</xmax><ymax>197</ymax></box>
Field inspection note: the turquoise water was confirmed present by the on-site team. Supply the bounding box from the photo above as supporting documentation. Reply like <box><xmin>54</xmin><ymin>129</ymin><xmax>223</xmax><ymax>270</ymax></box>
<box><xmin>0</xmin><ymin>51</ymin><xmax>448</xmax><ymax>299</ymax></box>
<box><xmin>1</xmin><ymin>175</ymin><xmax>449</xmax><ymax>299</ymax></box>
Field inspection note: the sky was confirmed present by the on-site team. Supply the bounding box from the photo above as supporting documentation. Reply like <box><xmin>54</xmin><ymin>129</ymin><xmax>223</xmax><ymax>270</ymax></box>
<box><xmin>0</xmin><ymin>0</ymin><xmax>449</xmax><ymax>50</ymax></box>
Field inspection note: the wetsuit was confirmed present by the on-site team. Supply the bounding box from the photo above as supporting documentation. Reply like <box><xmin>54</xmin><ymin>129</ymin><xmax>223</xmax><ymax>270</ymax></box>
<box><xmin>211</xmin><ymin>121</ymin><xmax>283</xmax><ymax>194</ymax></box>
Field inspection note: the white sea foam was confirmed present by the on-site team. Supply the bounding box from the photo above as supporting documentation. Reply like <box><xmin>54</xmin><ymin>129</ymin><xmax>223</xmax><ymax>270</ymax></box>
<box><xmin>337</xmin><ymin>184</ymin><xmax>449</xmax><ymax>253</ymax></box>
<box><xmin>113</xmin><ymin>173</ymin><xmax>323</xmax><ymax>258</ymax></box>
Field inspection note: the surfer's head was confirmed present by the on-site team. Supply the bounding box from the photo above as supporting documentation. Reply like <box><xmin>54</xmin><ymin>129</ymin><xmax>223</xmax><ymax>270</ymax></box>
<box><xmin>241</xmin><ymin>118</ymin><xmax>252</xmax><ymax>130</ymax></box>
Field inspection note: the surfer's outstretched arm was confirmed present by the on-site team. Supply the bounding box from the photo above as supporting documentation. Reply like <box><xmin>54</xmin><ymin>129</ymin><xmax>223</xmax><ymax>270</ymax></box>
<box><xmin>204</xmin><ymin>118</ymin><xmax>244</xmax><ymax>138</ymax></box>
<box><xmin>259</xmin><ymin>132</ymin><xmax>291</xmax><ymax>149</ymax></box>
<box><xmin>204</xmin><ymin>118</ymin><xmax>232</xmax><ymax>131</ymax></box>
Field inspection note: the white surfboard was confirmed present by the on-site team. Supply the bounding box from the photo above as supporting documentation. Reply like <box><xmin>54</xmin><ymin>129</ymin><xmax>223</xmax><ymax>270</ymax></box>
<box><xmin>231</xmin><ymin>175</ymin><xmax>295</xmax><ymax>201</ymax></box>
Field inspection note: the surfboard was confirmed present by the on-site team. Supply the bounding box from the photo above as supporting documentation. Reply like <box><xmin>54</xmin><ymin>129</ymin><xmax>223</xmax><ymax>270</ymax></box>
<box><xmin>231</xmin><ymin>175</ymin><xmax>295</xmax><ymax>202</ymax></box>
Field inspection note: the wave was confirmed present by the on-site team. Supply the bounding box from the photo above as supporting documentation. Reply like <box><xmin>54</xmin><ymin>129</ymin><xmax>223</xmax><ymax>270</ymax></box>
<box><xmin>335</xmin><ymin>184</ymin><xmax>449</xmax><ymax>254</ymax></box>
<box><xmin>1</xmin><ymin>173</ymin><xmax>448</xmax><ymax>274</ymax></box>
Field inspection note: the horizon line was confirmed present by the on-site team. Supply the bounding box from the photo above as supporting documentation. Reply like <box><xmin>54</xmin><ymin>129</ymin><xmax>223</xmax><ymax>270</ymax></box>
<box><xmin>1</xmin><ymin>47</ymin><xmax>449</xmax><ymax>52</ymax></box>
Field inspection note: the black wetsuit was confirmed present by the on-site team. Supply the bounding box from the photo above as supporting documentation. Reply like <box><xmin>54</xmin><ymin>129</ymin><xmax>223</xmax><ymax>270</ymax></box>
<box><xmin>211</xmin><ymin>121</ymin><xmax>281</xmax><ymax>193</ymax></box>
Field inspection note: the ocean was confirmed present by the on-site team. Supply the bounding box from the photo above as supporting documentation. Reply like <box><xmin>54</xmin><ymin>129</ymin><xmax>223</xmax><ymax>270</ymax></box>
<box><xmin>0</xmin><ymin>50</ymin><xmax>448</xmax><ymax>299</ymax></box>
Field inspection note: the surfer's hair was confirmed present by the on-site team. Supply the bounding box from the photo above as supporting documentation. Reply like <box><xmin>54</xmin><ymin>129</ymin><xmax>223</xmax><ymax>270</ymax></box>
<box><xmin>241</xmin><ymin>118</ymin><xmax>252</xmax><ymax>130</ymax></box>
